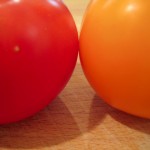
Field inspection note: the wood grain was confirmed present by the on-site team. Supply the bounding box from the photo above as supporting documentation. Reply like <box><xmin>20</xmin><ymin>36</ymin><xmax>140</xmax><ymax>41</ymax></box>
<box><xmin>0</xmin><ymin>1</ymin><xmax>150</xmax><ymax>150</ymax></box>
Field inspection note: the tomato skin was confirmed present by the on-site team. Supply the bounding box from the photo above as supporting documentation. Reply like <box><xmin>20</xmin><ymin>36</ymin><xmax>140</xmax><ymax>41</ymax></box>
<box><xmin>0</xmin><ymin>0</ymin><xmax>78</xmax><ymax>124</ymax></box>
<box><xmin>80</xmin><ymin>0</ymin><xmax>150</xmax><ymax>119</ymax></box>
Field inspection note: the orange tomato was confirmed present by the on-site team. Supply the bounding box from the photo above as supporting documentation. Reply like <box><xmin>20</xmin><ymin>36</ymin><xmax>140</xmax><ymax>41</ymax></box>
<box><xmin>80</xmin><ymin>0</ymin><xmax>150</xmax><ymax>119</ymax></box>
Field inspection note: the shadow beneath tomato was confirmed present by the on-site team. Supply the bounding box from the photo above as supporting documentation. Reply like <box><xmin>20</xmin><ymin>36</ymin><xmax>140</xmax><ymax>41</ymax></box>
<box><xmin>0</xmin><ymin>64</ymin><xmax>106</xmax><ymax>149</ymax></box>
<box><xmin>88</xmin><ymin>95</ymin><xmax>107</xmax><ymax>129</ymax></box>
<box><xmin>0</xmin><ymin>97</ymin><xmax>81</xmax><ymax>149</ymax></box>
<box><xmin>93</xmin><ymin>95</ymin><xmax>150</xmax><ymax>135</ymax></box>
<box><xmin>108</xmin><ymin>107</ymin><xmax>150</xmax><ymax>135</ymax></box>
<box><xmin>88</xmin><ymin>94</ymin><xmax>150</xmax><ymax>135</ymax></box>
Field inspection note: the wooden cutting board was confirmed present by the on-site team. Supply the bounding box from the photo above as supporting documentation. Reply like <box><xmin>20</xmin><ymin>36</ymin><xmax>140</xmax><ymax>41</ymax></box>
<box><xmin>0</xmin><ymin>0</ymin><xmax>150</xmax><ymax>150</ymax></box>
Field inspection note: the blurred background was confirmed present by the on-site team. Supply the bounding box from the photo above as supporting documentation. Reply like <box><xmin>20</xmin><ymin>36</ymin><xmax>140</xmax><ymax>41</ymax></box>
<box><xmin>64</xmin><ymin>0</ymin><xmax>89</xmax><ymax>31</ymax></box>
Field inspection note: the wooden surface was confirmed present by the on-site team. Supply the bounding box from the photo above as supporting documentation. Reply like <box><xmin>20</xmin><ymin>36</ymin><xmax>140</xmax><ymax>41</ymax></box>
<box><xmin>0</xmin><ymin>0</ymin><xmax>150</xmax><ymax>150</ymax></box>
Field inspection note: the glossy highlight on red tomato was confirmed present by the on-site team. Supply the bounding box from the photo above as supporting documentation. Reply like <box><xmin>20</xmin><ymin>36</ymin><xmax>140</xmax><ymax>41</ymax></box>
<box><xmin>0</xmin><ymin>0</ymin><xmax>78</xmax><ymax>124</ymax></box>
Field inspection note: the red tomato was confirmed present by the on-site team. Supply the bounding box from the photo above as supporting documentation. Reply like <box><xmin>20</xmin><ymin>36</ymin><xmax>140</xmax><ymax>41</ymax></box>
<box><xmin>0</xmin><ymin>0</ymin><xmax>78</xmax><ymax>124</ymax></box>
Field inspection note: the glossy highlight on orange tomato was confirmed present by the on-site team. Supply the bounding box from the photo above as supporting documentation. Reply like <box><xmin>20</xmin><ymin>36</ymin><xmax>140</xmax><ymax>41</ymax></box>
<box><xmin>0</xmin><ymin>0</ymin><xmax>78</xmax><ymax>124</ymax></box>
<box><xmin>80</xmin><ymin>0</ymin><xmax>150</xmax><ymax>119</ymax></box>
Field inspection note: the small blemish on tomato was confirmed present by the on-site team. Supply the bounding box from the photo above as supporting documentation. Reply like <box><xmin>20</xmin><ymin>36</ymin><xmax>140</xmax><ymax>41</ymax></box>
<box><xmin>14</xmin><ymin>45</ymin><xmax>20</xmax><ymax>52</ymax></box>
